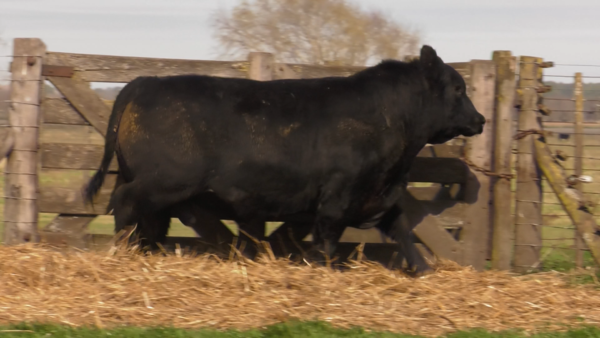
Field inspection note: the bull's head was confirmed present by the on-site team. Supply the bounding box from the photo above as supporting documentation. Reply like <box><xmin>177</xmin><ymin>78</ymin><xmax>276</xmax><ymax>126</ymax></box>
<box><xmin>419</xmin><ymin>45</ymin><xmax>486</xmax><ymax>144</ymax></box>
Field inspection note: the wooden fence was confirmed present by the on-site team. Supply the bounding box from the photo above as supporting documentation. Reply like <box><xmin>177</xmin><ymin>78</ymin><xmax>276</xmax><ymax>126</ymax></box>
<box><xmin>524</xmin><ymin>69</ymin><xmax>600</xmax><ymax>271</ymax></box>
<box><xmin>3</xmin><ymin>38</ymin><xmax>599</xmax><ymax>272</ymax></box>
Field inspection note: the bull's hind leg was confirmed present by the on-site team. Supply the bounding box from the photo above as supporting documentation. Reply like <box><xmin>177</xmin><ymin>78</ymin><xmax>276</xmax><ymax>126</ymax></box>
<box><xmin>110</xmin><ymin>178</ymin><xmax>203</xmax><ymax>245</ymax></box>
<box><xmin>133</xmin><ymin>209</ymin><xmax>171</xmax><ymax>251</ymax></box>
<box><xmin>109</xmin><ymin>181</ymin><xmax>141</xmax><ymax>239</ymax></box>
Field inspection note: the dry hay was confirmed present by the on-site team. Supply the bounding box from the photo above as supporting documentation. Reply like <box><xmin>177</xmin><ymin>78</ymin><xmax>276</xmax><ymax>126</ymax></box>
<box><xmin>0</xmin><ymin>244</ymin><xmax>599</xmax><ymax>337</ymax></box>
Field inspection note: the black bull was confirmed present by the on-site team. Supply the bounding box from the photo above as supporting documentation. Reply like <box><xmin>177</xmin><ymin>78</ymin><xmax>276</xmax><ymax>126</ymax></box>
<box><xmin>83</xmin><ymin>45</ymin><xmax>485</xmax><ymax>274</ymax></box>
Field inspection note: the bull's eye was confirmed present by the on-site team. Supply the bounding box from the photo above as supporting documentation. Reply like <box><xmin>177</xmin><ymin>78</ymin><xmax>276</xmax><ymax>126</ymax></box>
<box><xmin>455</xmin><ymin>85</ymin><xmax>462</xmax><ymax>95</ymax></box>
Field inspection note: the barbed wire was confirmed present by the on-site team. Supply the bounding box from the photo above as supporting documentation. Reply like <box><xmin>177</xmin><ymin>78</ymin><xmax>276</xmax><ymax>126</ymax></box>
<box><xmin>521</xmin><ymin>130</ymin><xmax>600</xmax><ymax>136</ymax></box>
<box><xmin>542</xmin><ymin>215</ymin><xmax>600</xmax><ymax>218</ymax></box>
<box><xmin>543</xmin><ymin>75</ymin><xmax>600</xmax><ymax>79</ymax></box>
<box><xmin>553</xmin><ymin>63</ymin><xmax>600</xmax><ymax>68</ymax></box>
<box><xmin>539</xmin><ymin>168</ymin><xmax>600</xmax><ymax>172</ymax></box>
<box><xmin>546</xmin><ymin>143</ymin><xmax>576</xmax><ymax>147</ymax></box>
<box><xmin>545</xmin><ymin>110</ymin><xmax>597</xmax><ymax>113</ymax></box>
<box><xmin>0</xmin><ymin>55</ymin><xmax>43</xmax><ymax>58</ymax></box>
<box><xmin>544</xmin><ymin>97</ymin><xmax>600</xmax><ymax>102</ymax></box>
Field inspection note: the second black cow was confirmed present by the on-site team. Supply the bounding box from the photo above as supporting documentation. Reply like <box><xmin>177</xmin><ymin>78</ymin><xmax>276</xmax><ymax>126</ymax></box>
<box><xmin>84</xmin><ymin>45</ymin><xmax>485</xmax><ymax>274</ymax></box>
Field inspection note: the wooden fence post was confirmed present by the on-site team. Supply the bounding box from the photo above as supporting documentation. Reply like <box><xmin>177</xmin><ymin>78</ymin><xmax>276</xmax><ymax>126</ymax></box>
<box><xmin>238</xmin><ymin>52</ymin><xmax>275</xmax><ymax>243</ymax></box>
<box><xmin>248</xmin><ymin>52</ymin><xmax>274</xmax><ymax>81</ymax></box>
<box><xmin>3</xmin><ymin>38</ymin><xmax>46</xmax><ymax>245</ymax></box>
<box><xmin>574</xmin><ymin>72</ymin><xmax>584</xmax><ymax>268</ymax></box>
<box><xmin>491</xmin><ymin>51</ymin><xmax>517</xmax><ymax>270</ymax></box>
<box><xmin>513</xmin><ymin>56</ymin><xmax>543</xmax><ymax>272</ymax></box>
<box><xmin>462</xmin><ymin>60</ymin><xmax>496</xmax><ymax>270</ymax></box>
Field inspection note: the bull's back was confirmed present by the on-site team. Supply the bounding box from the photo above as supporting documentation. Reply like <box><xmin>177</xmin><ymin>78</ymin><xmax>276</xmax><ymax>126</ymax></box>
<box><xmin>114</xmin><ymin>74</ymin><xmax>393</xmax><ymax>215</ymax></box>
<box><xmin>119</xmin><ymin>74</ymin><xmax>370</xmax><ymax>164</ymax></box>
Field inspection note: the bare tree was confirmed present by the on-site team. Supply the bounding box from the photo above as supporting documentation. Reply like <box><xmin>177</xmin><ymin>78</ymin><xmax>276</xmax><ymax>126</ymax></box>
<box><xmin>210</xmin><ymin>0</ymin><xmax>420</xmax><ymax>66</ymax></box>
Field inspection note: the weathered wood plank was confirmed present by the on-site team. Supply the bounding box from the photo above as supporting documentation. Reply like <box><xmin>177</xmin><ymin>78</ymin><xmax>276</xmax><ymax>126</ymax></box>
<box><xmin>408</xmin><ymin>185</ymin><xmax>462</xmax><ymax>201</ymax></box>
<box><xmin>273</xmin><ymin>63</ymin><xmax>302</xmax><ymax>80</ymax></box>
<box><xmin>283</xmin><ymin>63</ymin><xmax>366</xmax><ymax>79</ymax></box>
<box><xmin>248</xmin><ymin>52</ymin><xmax>274</xmax><ymax>81</ymax></box>
<box><xmin>42</xmin><ymin>97</ymin><xmax>89</xmax><ymax>125</ymax></box>
<box><xmin>41</xmin><ymin>143</ymin><xmax>118</xmax><ymax>170</ymax></box>
<box><xmin>40</xmin><ymin>142</ymin><xmax>464</xmax><ymax>173</ymax></box>
<box><xmin>417</xmin><ymin>144</ymin><xmax>463</xmax><ymax>158</ymax></box>
<box><xmin>276</xmin><ymin>61</ymin><xmax>470</xmax><ymax>81</ymax></box>
<box><xmin>409</xmin><ymin>157</ymin><xmax>468</xmax><ymax>184</ymax></box>
<box><xmin>44</xmin><ymin>52</ymin><xmax>249</xmax><ymax>83</ymax></box>
<box><xmin>44</xmin><ymin>214</ymin><xmax>96</xmax><ymax>233</ymax></box>
<box><xmin>40</xmin><ymin>231</ymin><xmax>93</xmax><ymax>249</ymax></box>
<box><xmin>397</xmin><ymin>186</ymin><xmax>464</xmax><ymax>264</ymax></box>
<box><xmin>415</xmin><ymin>202</ymin><xmax>467</xmax><ymax>227</ymax></box>
<box><xmin>514</xmin><ymin>57</ymin><xmax>543</xmax><ymax>273</ymax></box>
<box><xmin>4</xmin><ymin>38</ymin><xmax>46</xmax><ymax>245</ymax></box>
<box><xmin>338</xmin><ymin>227</ymin><xmax>389</xmax><ymax>243</ymax></box>
<box><xmin>461</xmin><ymin>60</ymin><xmax>496</xmax><ymax>270</ymax></box>
<box><xmin>39</xmin><ymin>173</ymin><xmax>117</xmax><ymax>214</ymax></box>
<box><xmin>42</xmin><ymin>97</ymin><xmax>114</xmax><ymax>125</ymax></box>
<box><xmin>47</xmin><ymin>76</ymin><xmax>111</xmax><ymax>136</ymax></box>
<box><xmin>43</xmin><ymin>51</ymin><xmax>471</xmax><ymax>83</ymax></box>
<box><xmin>39</xmin><ymin>171</ymin><xmax>469</xmax><ymax>224</ymax></box>
<box><xmin>41</xmin><ymin>124</ymin><xmax>105</xmax><ymax>145</ymax></box>
<box><xmin>167</xmin><ymin>202</ymin><xmax>235</xmax><ymax>247</ymax></box>
<box><xmin>41</xmin><ymin>215</ymin><xmax>96</xmax><ymax>249</ymax></box>
<box><xmin>42</xmin><ymin>64</ymin><xmax>74</xmax><ymax>78</ymax></box>
<box><xmin>491</xmin><ymin>51</ymin><xmax>517</xmax><ymax>270</ymax></box>
<box><xmin>413</xmin><ymin>218</ymin><xmax>462</xmax><ymax>262</ymax></box>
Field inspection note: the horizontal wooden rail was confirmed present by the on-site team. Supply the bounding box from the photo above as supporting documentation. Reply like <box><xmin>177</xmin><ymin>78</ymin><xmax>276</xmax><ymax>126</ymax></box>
<box><xmin>44</xmin><ymin>52</ymin><xmax>250</xmax><ymax>83</ymax></box>
<box><xmin>38</xmin><ymin>156</ymin><xmax>469</xmax><ymax>215</ymax></box>
<box><xmin>40</xmin><ymin>142</ymin><xmax>464</xmax><ymax>172</ymax></box>
<box><xmin>42</xmin><ymin>51</ymin><xmax>472</xmax><ymax>83</ymax></box>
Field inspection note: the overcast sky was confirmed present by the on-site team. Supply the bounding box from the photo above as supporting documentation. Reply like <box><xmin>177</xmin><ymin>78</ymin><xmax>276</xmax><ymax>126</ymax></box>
<box><xmin>0</xmin><ymin>0</ymin><xmax>599</xmax><ymax>86</ymax></box>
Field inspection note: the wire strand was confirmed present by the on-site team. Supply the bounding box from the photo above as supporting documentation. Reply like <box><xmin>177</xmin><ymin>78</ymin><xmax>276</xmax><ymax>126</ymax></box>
<box><xmin>554</xmin><ymin>63</ymin><xmax>600</xmax><ymax>68</ymax></box>
<box><xmin>544</xmin><ymin>98</ymin><xmax>600</xmax><ymax>102</ymax></box>
<box><xmin>543</xmin><ymin>75</ymin><xmax>600</xmax><ymax>79</ymax></box>
<box><xmin>545</xmin><ymin>110</ymin><xmax>596</xmax><ymax>113</ymax></box>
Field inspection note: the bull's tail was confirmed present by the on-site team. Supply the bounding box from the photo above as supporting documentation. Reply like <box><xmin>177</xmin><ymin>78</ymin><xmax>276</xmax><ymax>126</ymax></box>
<box><xmin>83</xmin><ymin>77</ymin><xmax>144</xmax><ymax>206</ymax></box>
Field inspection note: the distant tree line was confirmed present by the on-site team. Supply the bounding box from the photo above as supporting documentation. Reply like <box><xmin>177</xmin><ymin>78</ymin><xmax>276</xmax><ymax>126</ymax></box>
<box><xmin>210</xmin><ymin>0</ymin><xmax>420</xmax><ymax>66</ymax></box>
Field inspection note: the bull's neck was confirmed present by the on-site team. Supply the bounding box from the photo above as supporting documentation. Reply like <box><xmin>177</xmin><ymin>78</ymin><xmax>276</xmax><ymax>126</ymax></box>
<box><xmin>384</xmin><ymin>106</ymin><xmax>434</xmax><ymax>185</ymax></box>
<box><xmin>381</xmin><ymin>127</ymin><xmax>428</xmax><ymax>190</ymax></box>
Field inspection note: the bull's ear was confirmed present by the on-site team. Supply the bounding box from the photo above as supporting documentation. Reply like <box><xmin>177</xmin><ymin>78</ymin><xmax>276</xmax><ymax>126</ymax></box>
<box><xmin>420</xmin><ymin>45</ymin><xmax>443</xmax><ymax>81</ymax></box>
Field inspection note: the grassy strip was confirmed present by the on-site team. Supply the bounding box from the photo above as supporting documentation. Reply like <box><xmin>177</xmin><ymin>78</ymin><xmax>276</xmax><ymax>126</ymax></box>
<box><xmin>1</xmin><ymin>322</ymin><xmax>600</xmax><ymax>338</ymax></box>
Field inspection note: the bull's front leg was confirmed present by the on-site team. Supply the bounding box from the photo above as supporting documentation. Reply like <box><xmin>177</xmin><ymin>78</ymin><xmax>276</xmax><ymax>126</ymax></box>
<box><xmin>376</xmin><ymin>204</ymin><xmax>432</xmax><ymax>276</ymax></box>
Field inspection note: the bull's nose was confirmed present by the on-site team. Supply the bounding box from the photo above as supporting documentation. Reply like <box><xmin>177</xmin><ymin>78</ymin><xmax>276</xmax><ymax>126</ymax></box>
<box><xmin>478</xmin><ymin>114</ymin><xmax>486</xmax><ymax>126</ymax></box>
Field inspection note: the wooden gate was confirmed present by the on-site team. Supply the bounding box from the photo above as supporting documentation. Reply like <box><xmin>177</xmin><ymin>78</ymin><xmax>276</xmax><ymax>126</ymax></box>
<box><xmin>3</xmin><ymin>38</ymin><xmax>496</xmax><ymax>270</ymax></box>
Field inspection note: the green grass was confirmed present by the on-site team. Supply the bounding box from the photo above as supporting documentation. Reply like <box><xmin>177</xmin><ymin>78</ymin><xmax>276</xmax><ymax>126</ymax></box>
<box><xmin>2</xmin><ymin>322</ymin><xmax>600</xmax><ymax>338</ymax></box>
